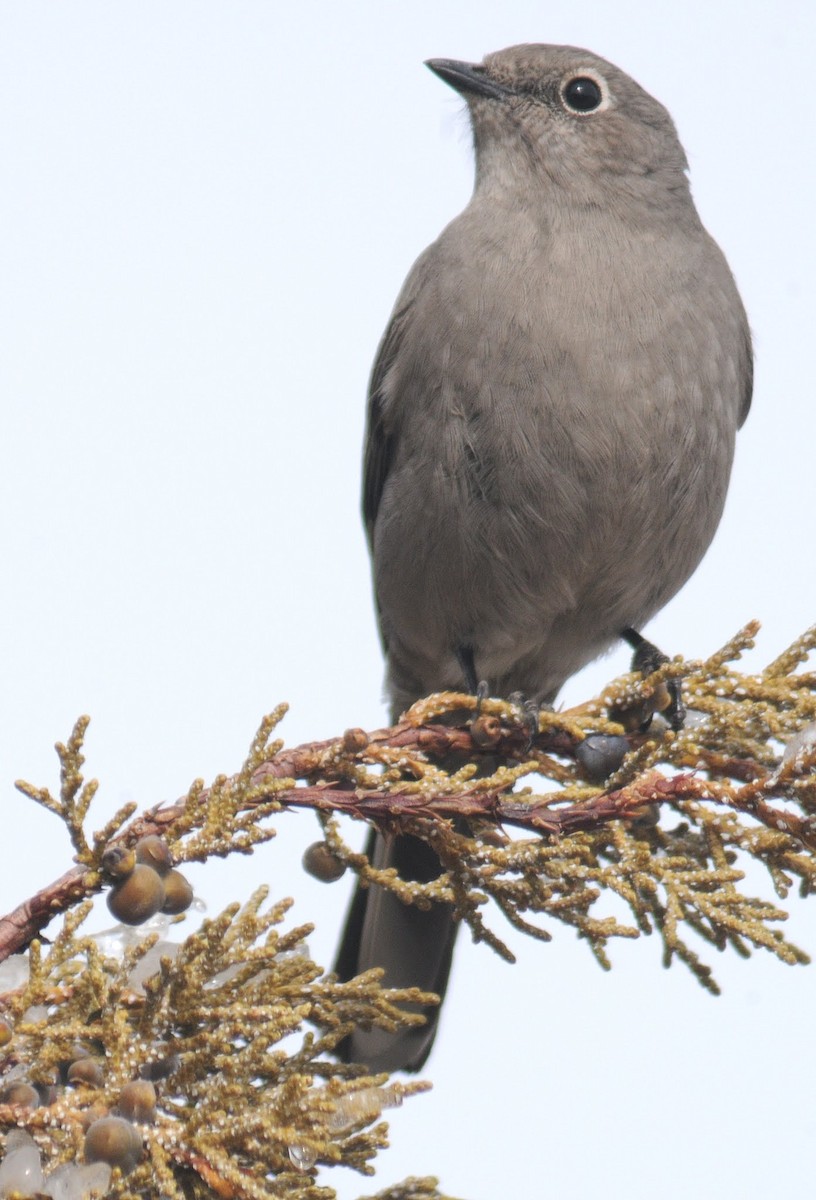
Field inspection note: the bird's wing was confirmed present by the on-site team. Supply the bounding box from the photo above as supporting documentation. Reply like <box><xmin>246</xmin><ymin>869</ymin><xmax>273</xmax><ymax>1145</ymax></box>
<box><xmin>739</xmin><ymin>323</ymin><xmax>753</xmax><ymax>427</ymax></box>
<box><xmin>362</xmin><ymin>304</ymin><xmax>411</xmax><ymax>654</ymax></box>
<box><xmin>362</xmin><ymin>296</ymin><xmax>415</xmax><ymax>547</ymax></box>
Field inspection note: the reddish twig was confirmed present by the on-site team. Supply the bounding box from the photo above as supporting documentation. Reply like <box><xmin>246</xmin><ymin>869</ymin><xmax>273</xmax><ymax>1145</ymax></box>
<box><xmin>0</xmin><ymin>717</ymin><xmax>810</xmax><ymax>965</ymax></box>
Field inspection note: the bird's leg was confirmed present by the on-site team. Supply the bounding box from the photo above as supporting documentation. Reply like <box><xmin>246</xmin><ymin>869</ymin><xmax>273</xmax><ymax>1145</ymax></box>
<box><xmin>455</xmin><ymin>643</ymin><xmax>492</xmax><ymax>726</ymax></box>
<box><xmin>455</xmin><ymin>646</ymin><xmax>538</xmax><ymax>743</ymax></box>
<box><xmin>455</xmin><ymin>644</ymin><xmax>482</xmax><ymax>697</ymax></box>
<box><xmin>620</xmin><ymin>627</ymin><xmax>685</xmax><ymax>731</ymax></box>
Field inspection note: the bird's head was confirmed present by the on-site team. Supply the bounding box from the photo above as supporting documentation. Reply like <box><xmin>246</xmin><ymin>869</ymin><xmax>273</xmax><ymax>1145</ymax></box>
<box><xmin>426</xmin><ymin>44</ymin><xmax>690</xmax><ymax>208</ymax></box>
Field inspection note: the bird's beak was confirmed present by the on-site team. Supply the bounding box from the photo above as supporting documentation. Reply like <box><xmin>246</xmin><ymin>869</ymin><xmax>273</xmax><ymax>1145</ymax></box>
<box><xmin>425</xmin><ymin>58</ymin><xmax>508</xmax><ymax>101</ymax></box>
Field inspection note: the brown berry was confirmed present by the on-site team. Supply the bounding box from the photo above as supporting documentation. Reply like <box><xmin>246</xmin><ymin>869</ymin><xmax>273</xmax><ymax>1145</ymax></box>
<box><xmin>0</xmin><ymin>1081</ymin><xmax>39</xmax><ymax>1108</ymax></box>
<box><xmin>100</xmin><ymin>845</ymin><xmax>136</xmax><ymax>880</ymax></box>
<box><xmin>117</xmin><ymin>1079</ymin><xmax>157</xmax><ymax>1124</ymax></box>
<box><xmin>84</xmin><ymin>1116</ymin><xmax>142</xmax><ymax>1173</ymax></box>
<box><xmin>79</xmin><ymin>1103</ymin><xmax>110</xmax><ymax>1132</ymax></box>
<box><xmin>0</xmin><ymin>1018</ymin><xmax>13</xmax><ymax>1047</ymax></box>
<box><xmin>160</xmin><ymin>869</ymin><xmax>194</xmax><ymax>915</ymax></box>
<box><xmin>303</xmin><ymin>841</ymin><xmax>346</xmax><ymax>883</ymax></box>
<box><xmin>134</xmin><ymin>835</ymin><xmax>173</xmax><ymax>876</ymax></box>
<box><xmin>342</xmin><ymin>727</ymin><xmax>369</xmax><ymax>753</ymax></box>
<box><xmin>470</xmin><ymin>713</ymin><xmax>502</xmax><ymax>749</ymax></box>
<box><xmin>67</xmin><ymin>1057</ymin><xmax>106</xmax><ymax>1087</ymax></box>
<box><xmin>608</xmin><ymin>698</ymin><xmax>652</xmax><ymax>732</ymax></box>
<box><xmin>107</xmin><ymin>864</ymin><xmax>165</xmax><ymax>925</ymax></box>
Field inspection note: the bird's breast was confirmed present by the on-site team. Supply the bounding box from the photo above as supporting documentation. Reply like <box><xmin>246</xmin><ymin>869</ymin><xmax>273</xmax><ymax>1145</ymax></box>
<box><xmin>373</xmin><ymin>204</ymin><xmax>746</xmax><ymax>679</ymax></box>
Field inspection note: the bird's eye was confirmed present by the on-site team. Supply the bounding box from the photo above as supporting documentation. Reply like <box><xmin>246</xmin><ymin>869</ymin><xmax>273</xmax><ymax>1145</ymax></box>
<box><xmin>561</xmin><ymin>75</ymin><xmax>605</xmax><ymax>114</ymax></box>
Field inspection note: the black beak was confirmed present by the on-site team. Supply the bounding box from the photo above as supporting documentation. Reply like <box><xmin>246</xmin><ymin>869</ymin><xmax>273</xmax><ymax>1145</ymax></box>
<box><xmin>425</xmin><ymin>58</ymin><xmax>508</xmax><ymax>101</ymax></box>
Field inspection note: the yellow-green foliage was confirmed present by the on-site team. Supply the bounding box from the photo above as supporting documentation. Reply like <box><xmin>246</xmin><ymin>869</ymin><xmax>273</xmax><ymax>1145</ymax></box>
<box><xmin>2</xmin><ymin>621</ymin><xmax>816</xmax><ymax>1198</ymax></box>
<box><xmin>0</xmin><ymin>895</ymin><xmax>431</xmax><ymax>1199</ymax></box>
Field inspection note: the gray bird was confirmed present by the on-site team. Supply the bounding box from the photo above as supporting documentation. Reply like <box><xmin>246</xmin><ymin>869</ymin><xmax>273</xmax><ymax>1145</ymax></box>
<box><xmin>335</xmin><ymin>43</ymin><xmax>752</xmax><ymax>1073</ymax></box>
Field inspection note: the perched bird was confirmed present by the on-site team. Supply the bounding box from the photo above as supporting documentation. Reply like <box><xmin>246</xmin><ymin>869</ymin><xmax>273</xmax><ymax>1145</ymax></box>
<box><xmin>335</xmin><ymin>44</ymin><xmax>752</xmax><ymax>1072</ymax></box>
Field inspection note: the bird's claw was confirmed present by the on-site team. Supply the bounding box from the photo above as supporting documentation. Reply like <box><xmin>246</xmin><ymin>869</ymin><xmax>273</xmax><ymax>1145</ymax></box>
<box><xmin>507</xmin><ymin>692</ymin><xmax>540</xmax><ymax>749</ymax></box>
<box><xmin>618</xmin><ymin>627</ymin><xmax>686</xmax><ymax>732</ymax></box>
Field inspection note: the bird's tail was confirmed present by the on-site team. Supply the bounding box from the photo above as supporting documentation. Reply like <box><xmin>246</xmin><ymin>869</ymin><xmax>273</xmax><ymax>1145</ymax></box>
<box><xmin>334</xmin><ymin>829</ymin><xmax>458</xmax><ymax>1073</ymax></box>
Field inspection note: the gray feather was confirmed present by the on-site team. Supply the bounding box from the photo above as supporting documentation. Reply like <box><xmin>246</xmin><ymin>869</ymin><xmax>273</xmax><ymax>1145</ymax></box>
<box><xmin>337</xmin><ymin>43</ymin><xmax>751</xmax><ymax>1072</ymax></box>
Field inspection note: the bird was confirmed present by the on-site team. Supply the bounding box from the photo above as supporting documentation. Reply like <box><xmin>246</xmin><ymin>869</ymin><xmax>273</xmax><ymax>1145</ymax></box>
<box><xmin>335</xmin><ymin>43</ymin><xmax>752</xmax><ymax>1073</ymax></box>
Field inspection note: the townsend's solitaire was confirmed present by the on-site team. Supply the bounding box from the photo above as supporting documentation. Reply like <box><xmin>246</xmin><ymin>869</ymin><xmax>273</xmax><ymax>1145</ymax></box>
<box><xmin>335</xmin><ymin>44</ymin><xmax>752</xmax><ymax>1072</ymax></box>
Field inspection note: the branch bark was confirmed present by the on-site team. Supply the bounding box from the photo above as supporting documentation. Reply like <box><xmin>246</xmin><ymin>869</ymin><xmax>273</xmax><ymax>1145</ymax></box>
<box><xmin>0</xmin><ymin>714</ymin><xmax>808</xmax><ymax>965</ymax></box>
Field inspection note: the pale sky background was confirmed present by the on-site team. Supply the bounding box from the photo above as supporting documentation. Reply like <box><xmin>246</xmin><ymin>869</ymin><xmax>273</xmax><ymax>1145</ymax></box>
<box><xmin>1</xmin><ymin>3</ymin><xmax>815</xmax><ymax>1198</ymax></box>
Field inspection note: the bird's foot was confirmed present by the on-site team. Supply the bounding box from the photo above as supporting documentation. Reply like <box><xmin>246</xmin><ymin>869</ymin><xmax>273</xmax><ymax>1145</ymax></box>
<box><xmin>455</xmin><ymin>644</ymin><xmax>494</xmax><ymax>717</ymax></box>
<box><xmin>452</xmin><ymin>644</ymin><xmax>498</xmax><ymax>742</ymax></box>
<box><xmin>618</xmin><ymin>627</ymin><xmax>685</xmax><ymax>732</ymax></box>
<box><xmin>454</xmin><ymin>646</ymin><xmax>540</xmax><ymax>748</ymax></box>
<box><xmin>508</xmin><ymin>692</ymin><xmax>541</xmax><ymax>749</ymax></box>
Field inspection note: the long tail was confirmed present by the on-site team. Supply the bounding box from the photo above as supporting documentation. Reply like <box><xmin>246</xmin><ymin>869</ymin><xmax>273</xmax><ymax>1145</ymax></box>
<box><xmin>334</xmin><ymin>829</ymin><xmax>458</xmax><ymax>1072</ymax></box>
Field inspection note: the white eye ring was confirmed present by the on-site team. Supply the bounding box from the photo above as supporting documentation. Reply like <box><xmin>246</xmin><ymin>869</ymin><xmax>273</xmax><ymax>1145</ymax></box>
<box><xmin>559</xmin><ymin>68</ymin><xmax>610</xmax><ymax>116</ymax></box>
